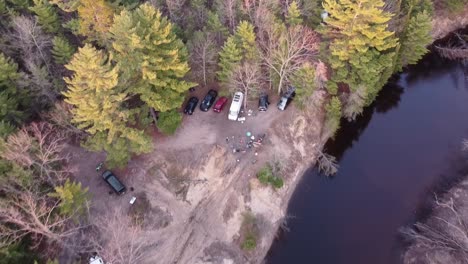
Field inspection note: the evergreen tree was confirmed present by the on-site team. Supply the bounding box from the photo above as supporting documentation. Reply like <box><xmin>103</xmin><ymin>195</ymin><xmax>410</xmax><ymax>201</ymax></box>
<box><xmin>49</xmin><ymin>179</ymin><xmax>89</xmax><ymax>217</ymax></box>
<box><xmin>233</xmin><ymin>21</ymin><xmax>258</xmax><ymax>61</ymax></box>
<box><xmin>109</xmin><ymin>3</ymin><xmax>195</xmax><ymax>112</ymax></box>
<box><xmin>217</xmin><ymin>37</ymin><xmax>242</xmax><ymax>84</ymax></box>
<box><xmin>63</xmin><ymin>44</ymin><xmax>124</xmax><ymax>135</ymax></box>
<box><xmin>394</xmin><ymin>0</ymin><xmax>433</xmax><ymax>72</ymax></box>
<box><xmin>286</xmin><ymin>1</ymin><xmax>303</xmax><ymax>26</ymax></box>
<box><xmin>51</xmin><ymin>36</ymin><xmax>76</xmax><ymax>65</ymax></box>
<box><xmin>156</xmin><ymin>110</ymin><xmax>182</xmax><ymax>135</ymax></box>
<box><xmin>78</xmin><ymin>0</ymin><xmax>115</xmax><ymax>43</ymax></box>
<box><xmin>6</xmin><ymin>0</ymin><xmax>30</xmax><ymax>10</ymax></box>
<box><xmin>49</xmin><ymin>0</ymin><xmax>79</xmax><ymax>12</ymax></box>
<box><xmin>0</xmin><ymin>53</ymin><xmax>24</xmax><ymax>135</ymax></box>
<box><xmin>324</xmin><ymin>96</ymin><xmax>342</xmax><ymax>137</ymax></box>
<box><xmin>395</xmin><ymin>11</ymin><xmax>431</xmax><ymax>71</ymax></box>
<box><xmin>321</xmin><ymin>0</ymin><xmax>398</xmax><ymax>105</ymax></box>
<box><xmin>63</xmin><ymin>45</ymin><xmax>151</xmax><ymax>167</ymax></box>
<box><xmin>29</xmin><ymin>0</ymin><xmax>61</xmax><ymax>33</ymax></box>
<box><xmin>0</xmin><ymin>0</ymin><xmax>6</xmax><ymax>14</ymax></box>
<box><xmin>205</xmin><ymin>11</ymin><xmax>229</xmax><ymax>44</ymax></box>
<box><xmin>291</xmin><ymin>62</ymin><xmax>315</xmax><ymax>108</ymax></box>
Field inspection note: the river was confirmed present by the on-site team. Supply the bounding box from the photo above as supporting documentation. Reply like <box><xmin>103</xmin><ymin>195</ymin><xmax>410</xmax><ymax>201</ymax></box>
<box><xmin>267</xmin><ymin>53</ymin><xmax>468</xmax><ymax>264</ymax></box>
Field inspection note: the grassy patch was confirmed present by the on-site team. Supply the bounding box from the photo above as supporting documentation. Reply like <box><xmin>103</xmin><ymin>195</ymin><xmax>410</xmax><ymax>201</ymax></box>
<box><xmin>240</xmin><ymin>212</ymin><xmax>258</xmax><ymax>251</ymax></box>
<box><xmin>256</xmin><ymin>163</ymin><xmax>284</xmax><ymax>189</ymax></box>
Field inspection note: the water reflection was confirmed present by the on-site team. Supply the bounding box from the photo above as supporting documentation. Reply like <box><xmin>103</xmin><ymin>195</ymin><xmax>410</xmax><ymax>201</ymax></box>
<box><xmin>267</xmin><ymin>53</ymin><xmax>468</xmax><ymax>264</ymax></box>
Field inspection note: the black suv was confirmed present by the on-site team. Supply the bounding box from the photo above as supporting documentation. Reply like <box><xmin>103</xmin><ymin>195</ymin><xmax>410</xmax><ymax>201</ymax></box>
<box><xmin>277</xmin><ymin>86</ymin><xmax>296</xmax><ymax>111</ymax></box>
<box><xmin>184</xmin><ymin>97</ymin><xmax>198</xmax><ymax>115</ymax></box>
<box><xmin>102</xmin><ymin>170</ymin><xmax>126</xmax><ymax>194</ymax></box>
<box><xmin>258</xmin><ymin>94</ymin><xmax>270</xmax><ymax>111</ymax></box>
<box><xmin>200</xmin><ymin>89</ymin><xmax>218</xmax><ymax>111</ymax></box>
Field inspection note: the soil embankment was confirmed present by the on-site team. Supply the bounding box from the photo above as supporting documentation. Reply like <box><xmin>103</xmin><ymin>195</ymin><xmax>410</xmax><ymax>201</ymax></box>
<box><xmin>68</xmin><ymin>8</ymin><xmax>468</xmax><ymax>264</ymax></box>
<box><xmin>70</xmin><ymin>89</ymin><xmax>327</xmax><ymax>263</ymax></box>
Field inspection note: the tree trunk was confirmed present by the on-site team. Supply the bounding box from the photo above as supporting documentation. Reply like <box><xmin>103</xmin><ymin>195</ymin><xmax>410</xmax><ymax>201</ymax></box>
<box><xmin>150</xmin><ymin>108</ymin><xmax>158</xmax><ymax>125</ymax></box>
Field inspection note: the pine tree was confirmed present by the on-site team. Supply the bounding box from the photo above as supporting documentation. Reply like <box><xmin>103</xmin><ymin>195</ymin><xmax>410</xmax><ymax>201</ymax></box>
<box><xmin>286</xmin><ymin>1</ymin><xmax>303</xmax><ymax>26</ymax></box>
<box><xmin>0</xmin><ymin>53</ymin><xmax>24</xmax><ymax>135</ymax></box>
<box><xmin>78</xmin><ymin>0</ymin><xmax>115</xmax><ymax>43</ymax></box>
<box><xmin>394</xmin><ymin>0</ymin><xmax>433</xmax><ymax>72</ymax></box>
<box><xmin>217</xmin><ymin>37</ymin><xmax>242</xmax><ymax>83</ymax></box>
<box><xmin>395</xmin><ymin>11</ymin><xmax>431</xmax><ymax>71</ymax></box>
<box><xmin>51</xmin><ymin>36</ymin><xmax>76</xmax><ymax>65</ymax></box>
<box><xmin>321</xmin><ymin>0</ymin><xmax>398</xmax><ymax>104</ymax></box>
<box><xmin>109</xmin><ymin>3</ymin><xmax>195</xmax><ymax>112</ymax></box>
<box><xmin>63</xmin><ymin>44</ymin><xmax>152</xmax><ymax>167</ymax></box>
<box><xmin>324</xmin><ymin>96</ymin><xmax>342</xmax><ymax>137</ymax></box>
<box><xmin>63</xmin><ymin>44</ymin><xmax>124</xmax><ymax>135</ymax></box>
<box><xmin>205</xmin><ymin>11</ymin><xmax>229</xmax><ymax>44</ymax></box>
<box><xmin>291</xmin><ymin>62</ymin><xmax>315</xmax><ymax>108</ymax></box>
<box><xmin>29</xmin><ymin>0</ymin><xmax>61</xmax><ymax>33</ymax></box>
<box><xmin>6</xmin><ymin>0</ymin><xmax>30</xmax><ymax>10</ymax></box>
<box><xmin>49</xmin><ymin>0</ymin><xmax>79</xmax><ymax>12</ymax></box>
<box><xmin>49</xmin><ymin>179</ymin><xmax>89</xmax><ymax>217</ymax></box>
<box><xmin>234</xmin><ymin>21</ymin><xmax>258</xmax><ymax>61</ymax></box>
<box><xmin>0</xmin><ymin>0</ymin><xmax>6</xmax><ymax>14</ymax></box>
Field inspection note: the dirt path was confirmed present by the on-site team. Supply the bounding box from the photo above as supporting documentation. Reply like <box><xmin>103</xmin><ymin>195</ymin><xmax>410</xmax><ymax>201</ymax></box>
<box><xmin>69</xmin><ymin>89</ymin><xmax>326</xmax><ymax>264</ymax></box>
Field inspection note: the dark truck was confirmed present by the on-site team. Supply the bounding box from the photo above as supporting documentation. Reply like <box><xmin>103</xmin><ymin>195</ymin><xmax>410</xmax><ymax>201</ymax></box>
<box><xmin>102</xmin><ymin>170</ymin><xmax>126</xmax><ymax>194</ymax></box>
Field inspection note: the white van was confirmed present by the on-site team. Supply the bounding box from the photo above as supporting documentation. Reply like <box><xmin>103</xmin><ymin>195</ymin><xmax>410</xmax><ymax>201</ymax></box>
<box><xmin>228</xmin><ymin>92</ymin><xmax>244</xmax><ymax>121</ymax></box>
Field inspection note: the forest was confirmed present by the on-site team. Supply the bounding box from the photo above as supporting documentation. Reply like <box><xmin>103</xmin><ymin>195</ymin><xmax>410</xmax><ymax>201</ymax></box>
<box><xmin>0</xmin><ymin>0</ymin><xmax>465</xmax><ymax>262</ymax></box>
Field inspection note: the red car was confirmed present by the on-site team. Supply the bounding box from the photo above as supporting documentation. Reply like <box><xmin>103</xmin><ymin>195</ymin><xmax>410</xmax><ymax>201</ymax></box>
<box><xmin>213</xmin><ymin>97</ymin><xmax>228</xmax><ymax>112</ymax></box>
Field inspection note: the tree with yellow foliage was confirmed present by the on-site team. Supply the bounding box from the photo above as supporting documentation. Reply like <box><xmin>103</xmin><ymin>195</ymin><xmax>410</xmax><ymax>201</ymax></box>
<box><xmin>63</xmin><ymin>44</ymin><xmax>151</xmax><ymax>168</ymax></box>
<box><xmin>321</xmin><ymin>0</ymin><xmax>398</xmax><ymax>119</ymax></box>
<box><xmin>78</xmin><ymin>0</ymin><xmax>115</xmax><ymax>44</ymax></box>
<box><xmin>109</xmin><ymin>3</ymin><xmax>195</xmax><ymax>112</ymax></box>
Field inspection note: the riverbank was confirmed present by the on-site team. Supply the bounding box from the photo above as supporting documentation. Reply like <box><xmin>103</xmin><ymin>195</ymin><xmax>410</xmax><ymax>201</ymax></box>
<box><xmin>403</xmin><ymin>175</ymin><xmax>468</xmax><ymax>264</ymax></box>
<box><xmin>67</xmin><ymin>7</ymin><xmax>468</xmax><ymax>264</ymax></box>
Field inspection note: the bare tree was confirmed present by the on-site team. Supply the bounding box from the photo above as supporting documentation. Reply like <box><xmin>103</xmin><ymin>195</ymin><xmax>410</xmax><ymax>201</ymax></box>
<box><xmin>43</xmin><ymin>102</ymin><xmax>86</xmax><ymax>140</ymax></box>
<box><xmin>401</xmin><ymin>196</ymin><xmax>468</xmax><ymax>262</ymax></box>
<box><xmin>227</xmin><ymin>62</ymin><xmax>261</xmax><ymax>109</ymax></box>
<box><xmin>165</xmin><ymin>0</ymin><xmax>186</xmax><ymax>22</ymax></box>
<box><xmin>188</xmin><ymin>31</ymin><xmax>219</xmax><ymax>86</ymax></box>
<box><xmin>314</xmin><ymin>60</ymin><xmax>328</xmax><ymax>90</ymax></box>
<box><xmin>316</xmin><ymin>149</ymin><xmax>339</xmax><ymax>176</ymax></box>
<box><xmin>8</xmin><ymin>16</ymin><xmax>58</xmax><ymax>107</ymax></box>
<box><xmin>91</xmin><ymin>209</ymin><xmax>155</xmax><ymax>264</ymax></box>
<box><xmin>10</xmin><ymin>16</ymin><xmax>52</xmax><ymax>74</ymax></box>
<box><xmin>260</xmin><ymin>24</ymin><xmax>319</xmax><ymax>94</ymax></box>
<box><xmin>215</xmin><ymin>0</ymin><xmax>238</xmax><ymax>32</ymax></box>
<box><xmin>343</xmin><ymin>85</ymin><xmax>367</xmax><ymax>121</ymax></box>
<box><xmin>0</xmin><ymin>189</ymin><xmax>87</xmax><ymax>250</ymax></box>
<box><xmin>435</xmin><ymin>33</ymin><xmax>468</xmax><ymax>60</ymax></box>
<box><xmin>1</xmin><ymin>122</ymin><xmax>70</xmax><ymax>185</ymax></box>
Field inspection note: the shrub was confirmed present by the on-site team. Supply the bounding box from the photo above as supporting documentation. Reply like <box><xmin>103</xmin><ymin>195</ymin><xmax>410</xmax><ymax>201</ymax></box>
<box><xmin>256</xmin><ymin>163</ymin><xmax>284</xmax><ymax>189</ymax></box>
<box><xmin>257</xmin><ymin>165</ymin><xmax>273</xmax><ymax>184</ymax></box>
<box><xmin>157</xmin><ymin>110</ymin><xmax>182</xmax><ymax>135</ymax></box>
<box><xmin>240</xmin><ymin>212</ymin><xmax>258</xmax><ymax>251</ymax></box>
<box><xmin>241</xmin><ymin>233</ymin><xmax>257</xmax><ymax>250</ymax></box>
<box><xmin>270</xmin><ymin>176</ymin><xmax>284</xmax><ymax>189</ymax></box>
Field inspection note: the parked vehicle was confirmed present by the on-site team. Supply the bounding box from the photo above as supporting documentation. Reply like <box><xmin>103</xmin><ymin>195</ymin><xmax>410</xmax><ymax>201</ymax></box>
<box><xmin>277</xmin><ymin>86</ymin><xmax>296</xmax><ymax>111</ymax></box>
<box><xmin>213</xmin><ymin>97</ymin><xmax>228</xmax><ymax>112</ymax></box>
<box><xmin>200</xmin><ymin>89</ymin><xmax>218</xmax><ymax>111</ymax></box>
<box><xmin>102</xmin><ymin>170</ymin><xmax>126</xmax><ymax>194</ymax></box>
<box><xmin>184</xmin><ymin>97</ymin><xmax>198</xmax><ymax>115</ymax></box>
<box><xmin>228</xmin><ymin>92</ymin><xmax>244</xmax><ymax>120</ymax></box>
<box><xmin>258</xmin><ymin>94</ymin><xmax>269</xmax><ymax>111</ymax></box>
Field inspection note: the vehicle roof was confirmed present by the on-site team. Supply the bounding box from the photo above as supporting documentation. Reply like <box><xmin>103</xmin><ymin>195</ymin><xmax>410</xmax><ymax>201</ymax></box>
<box><xmin>102</xmin><ymin>170</ymin><xmax>113</xmax><ymax>179</ymax></box>
<box><xmin>107</xmin><ymin>175</ymin><xmax>126</xmax><ymax>192</ymax></box>
<box><xmin>233</xmin><ymin>92</ymin><xmax>243</xmax><ymax>102</ymax></box>
<box><xmin>215</xmin><ymin>97</ymin><xmax>227</xmax><ymax>104</ymax></box>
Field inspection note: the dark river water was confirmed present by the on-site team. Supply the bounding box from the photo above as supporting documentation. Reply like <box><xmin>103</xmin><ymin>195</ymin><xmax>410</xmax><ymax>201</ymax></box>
<box><xmin>267</xmin><ymin>53</ymin><xmax>468</xmax><ymax>264</ymax></box>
